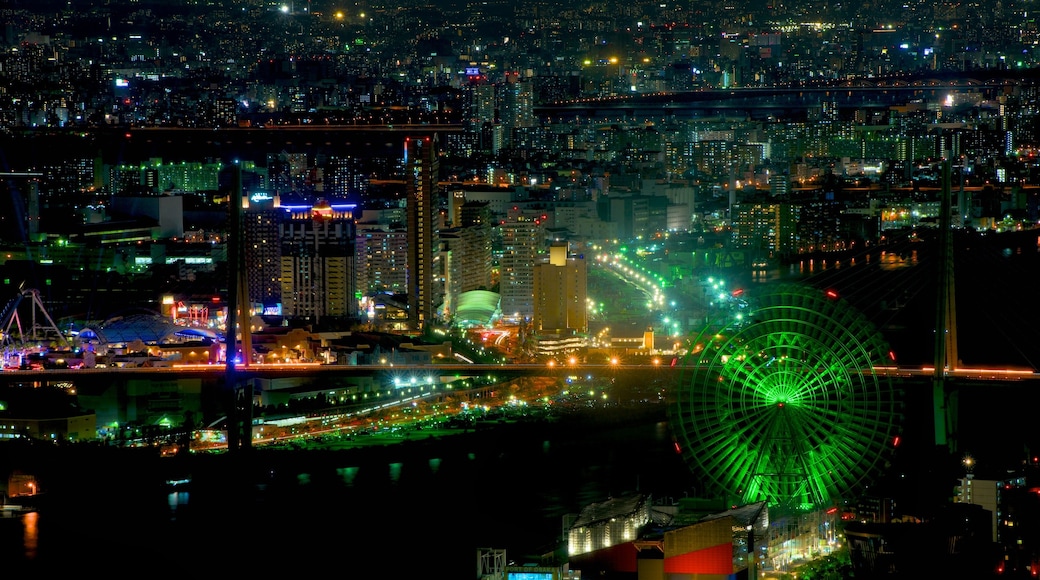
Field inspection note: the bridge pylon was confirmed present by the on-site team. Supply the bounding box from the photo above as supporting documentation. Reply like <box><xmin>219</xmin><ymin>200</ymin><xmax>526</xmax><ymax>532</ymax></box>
<box><xmin>932</xmin><ymin>160</ymin><xmax>960</xmax><ymax>453</ymax></box>
<box><xmin>224</xmin><ymin>164</ymin><xmax>252</xmax><ymax>453</ymax></box>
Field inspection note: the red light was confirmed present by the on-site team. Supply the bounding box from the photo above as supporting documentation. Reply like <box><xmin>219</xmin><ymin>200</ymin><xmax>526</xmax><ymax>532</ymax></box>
<box><xmin>888</xmin><ymin>350</ymin><xmax>896</xmax><ymax>361</ymax></box>
<box><xmin>826</xmin><ymin>507</ymin><xmax>838</xmax><ymax>514</ymax></box>
<box><xmin>731</xmin><ymin>288</ymin><xmax>744</xmax><ymax>297</ymax></box>
<box><xmin>673</xmin><ymin>441</ymin><xmax>681</xmax><ymax>454</ymax></box>
<box><xmin>211</xmin><ymin>296</ymin><xmax>220</xmax><ymax>303</ymax></box>
<box><xmin>893</xmin><ymin>436</ymin><xmax>901</xmax><ymax>447</ymax></box>
<box><xmin>825</xmin><ymin>289</ymin><xmax>839</xmax><ymax>298</ymax></box>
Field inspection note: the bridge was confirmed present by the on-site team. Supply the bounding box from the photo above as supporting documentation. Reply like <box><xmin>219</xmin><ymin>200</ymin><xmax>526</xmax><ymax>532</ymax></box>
<box><xmin>1</xmin><ymin>362</ymin><xmax>1038</xmax><ymax>384</ymax></box>
<box><xmin>534</xmin><ymin>81</ymin><xmax>1011</xmax><ymax>119</ymax></box>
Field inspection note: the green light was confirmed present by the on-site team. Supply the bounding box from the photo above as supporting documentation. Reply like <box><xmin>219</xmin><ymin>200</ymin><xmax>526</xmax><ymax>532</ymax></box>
<box><xmin>671</xmin><ymin>283</ymin><xmax>902</xmax><ymax>511</ymax></box>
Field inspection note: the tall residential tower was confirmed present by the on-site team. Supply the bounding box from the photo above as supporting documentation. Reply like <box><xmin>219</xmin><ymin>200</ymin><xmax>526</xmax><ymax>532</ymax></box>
<box><xmin>405</xmin><ymin>135</ymin><xmax>439</xmax><ymax>330</ymax></box>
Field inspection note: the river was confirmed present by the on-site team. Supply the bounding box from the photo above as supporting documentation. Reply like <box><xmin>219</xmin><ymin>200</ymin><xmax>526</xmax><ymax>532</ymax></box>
<box><xmin>0</xmin><ymin>400</ymin><xmax>695</xmax><ymax>576</ymax></box>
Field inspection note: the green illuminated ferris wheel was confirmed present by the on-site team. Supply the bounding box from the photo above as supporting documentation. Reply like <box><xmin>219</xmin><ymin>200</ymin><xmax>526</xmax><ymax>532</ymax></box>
<box><xmin>671</xmin><ymin>283</ymin><xmax>903</xmax><ymax>511</ymax></box>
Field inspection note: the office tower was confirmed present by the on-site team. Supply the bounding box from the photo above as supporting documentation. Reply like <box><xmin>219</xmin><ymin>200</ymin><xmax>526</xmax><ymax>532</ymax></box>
<box><xmin>279</xmin><ymin>200</ymin><xmax>357</xmax><ymax>322</ymax></box>
<box><xmin>499</xmin><ymin>219</ymin><xmax>542</xmax><ymax>322</ymax></box>
<box><xmin>405</xmin><ymin>135</ymin><xmax>439</xmax><ymax>330</ymax></box>
<box><xmin>243</xmin><ymin>195</ymin><xmax>284</xmax><ymax>313</ymax></box>
<box><xmin>533</xmin><ymin>243</ymin><xmax>587</xmax><ymax>335</ymax></box>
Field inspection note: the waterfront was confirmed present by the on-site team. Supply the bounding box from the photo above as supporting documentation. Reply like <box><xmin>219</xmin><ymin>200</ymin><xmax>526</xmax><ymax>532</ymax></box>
<box><xmin>0</xmin><ymin>401</ymin><xmax>695</xmax><ymax>576</ymax></box>
<box><xmin>4</xmin><ymin>371</ymin><xmax>1040</xmax><ymax>577</ymax></box>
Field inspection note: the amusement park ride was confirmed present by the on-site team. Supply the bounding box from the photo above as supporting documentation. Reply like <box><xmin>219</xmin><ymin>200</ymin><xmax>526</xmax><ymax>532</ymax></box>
<box><xmin>0</xmin><ymin>284</ymin><xmax>73</xmax><ymax>370</ymax></box>
<box><xmin>668</xmin><ymin>161</ymin><xmax>963</xmax><ymax>512</ymax></box>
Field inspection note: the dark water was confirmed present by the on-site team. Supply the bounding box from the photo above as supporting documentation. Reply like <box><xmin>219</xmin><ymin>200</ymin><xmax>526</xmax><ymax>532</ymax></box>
<box><xmin>1</xmin><ymin>405</ymin><xmax>697</xmax><ymax>576</ymax></box>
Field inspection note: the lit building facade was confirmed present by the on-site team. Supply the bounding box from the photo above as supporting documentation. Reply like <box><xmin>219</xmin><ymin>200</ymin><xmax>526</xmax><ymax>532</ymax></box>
<box><xmin>457</xmin><ymin>201</ymin><xmax>493</xmax><ymax>292</ymax></box>
<box><xmin>533</xmin><ymin>243</ymin><xmax>587</xmax><ymax>335</ymax></box>
<box><xmin>244</xmin><ymin>195</ymin><xmax>284</xmax><ymax>313</ymax></box>
<box><xmin>498</xmin><ymin>219</ymin><xmax>542</xmax><ymax>321</ymax></box>
<box><xmin>279</xmin><ymin>200</ymin><xmax>357</xmax><ymax>322</ymax></box>
<box><xmin>356</xmin><ymin>224</ymin><xmax>409</xmax><ymax>295</ymax></box>
<box><xmin>405</xmin><ymin>135</ymin><xmax>440</xmax><ymax>330</ymax></box>
<box><xmin>731</xmin><ymin>201</ymin><xmax>799</xmax><ymax>256</ymax></box>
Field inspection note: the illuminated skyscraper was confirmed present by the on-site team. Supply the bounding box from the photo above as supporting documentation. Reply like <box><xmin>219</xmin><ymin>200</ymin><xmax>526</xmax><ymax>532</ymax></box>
<box><xmin>243</xmin><ymin>194</ymin><xmax>284</xmax><ymax>312</ymax></box>
<box><xmin>279</xmin><ymin>200</ymin><xmax>357</xmax><ymax>322</ymax></box>
<box><xmin>533</xmin><ymin>243</ymin><xmax>587</xmax><ymax>334</ymax></box>
<box><xmin>499</xmin><ymin>219</ymin><xmax>542</xmax><ymax>321</ymax></box>
<box><xmin>405</xmin><ymin>135</ymin><xmax>439</xmax><ymax>330</ymax></box>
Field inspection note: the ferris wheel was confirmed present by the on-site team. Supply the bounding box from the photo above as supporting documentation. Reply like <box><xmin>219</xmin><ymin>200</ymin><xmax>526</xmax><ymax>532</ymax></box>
<box><xmin>670</xmin><ymin>283</ymin><xmax>904</xmax><ymax>511</ymax></box>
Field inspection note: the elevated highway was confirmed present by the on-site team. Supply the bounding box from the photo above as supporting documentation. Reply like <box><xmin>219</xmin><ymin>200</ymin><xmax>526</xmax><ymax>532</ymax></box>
<box><xmin>2</xmin><ymin>362</ymin><xmax>1037</xmax><ymax>385</ymax></box>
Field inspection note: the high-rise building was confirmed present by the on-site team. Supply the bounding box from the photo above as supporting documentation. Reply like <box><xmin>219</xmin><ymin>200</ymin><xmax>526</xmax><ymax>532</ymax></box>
<box><xmin>279</xmin><ymin>200</ymin><xmax>357</xmax><ymax>322</ymax></box>
<box><xmin>243</xmin><ymin>195</ymin><xmax>284</xmax><ymax>313</ymax></box>
<box><xmin>446</xmin><ymin>187</ymin><xmax>467</xmax><ymax>227</ymax></box>
<box><xmin>731</xmin><ymin>201</ymin><xmax>799</xmax><ymax>256</ymax></box>
<box><xmin>499</xmin><ymin>219</ymin><xmax>542</xmax><ymax>321</ymax></box>
<box><xmin>405</xmin><ymin>135</ymin><xmax>439</xmax><ymax>329</ymax></box>
<box><xmin>324</xmin><ymin>155</ymin><xmax>368</xmax><ymax>198</ymax></box>
<box><xmin>440</xmin><ymin>199</ymin><xmax>493</xmax><ymax>323</ymax></box>
<box><xmin>468</xmin><ymin>83</ymin><xmax>497</xmax><ymax>126</ymax></box>
<box><xmin>499</xmin><ymin>74</ymin><xmax>535</xmax><ymax>149</ymax></box>
<box><xmin>458</xmin><ymin>201</ymin><xmax>493</xmax><ymax>291</ymax></box>
<box><xmin>533</xmin><ymin>243</ymin><xmax>587</xmax><ymax>334</ymax></box>
<box><xmin>355</xmin><ymin>223</ymin><xmax>408</xmax><ymax>295</ymax></box>
<box><xmin>731</xmin><ymin>202</ymin><xmax>782</xmax><ymax>253</ymax></box>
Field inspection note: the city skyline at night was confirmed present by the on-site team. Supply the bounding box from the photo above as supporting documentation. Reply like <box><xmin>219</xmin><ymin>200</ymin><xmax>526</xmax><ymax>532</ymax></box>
<box><xmin>3</xmin><ymin>0</ymin><xmax>1040</xmax><ymax>578</ymax></box>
